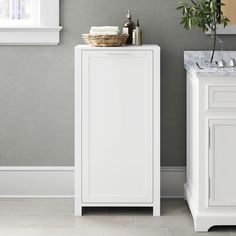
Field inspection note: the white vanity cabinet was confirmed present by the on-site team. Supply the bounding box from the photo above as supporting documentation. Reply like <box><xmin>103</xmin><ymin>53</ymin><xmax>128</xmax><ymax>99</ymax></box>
<box><xmin>185</xmin><ymin>51</ymin><xmax>236</xmax><ymax>232</ymax></box>
<box><xmin>75</xmin><ymin>45</ymin><xmax>160</xmax><ymax>216</ymax></box>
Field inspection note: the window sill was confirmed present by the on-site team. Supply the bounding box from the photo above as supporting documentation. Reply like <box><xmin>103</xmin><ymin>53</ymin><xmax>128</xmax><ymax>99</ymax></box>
<box><xmin>0</xmin><ymin>26</ymin><xmax>63</xmax><ymax>45</ymax></box>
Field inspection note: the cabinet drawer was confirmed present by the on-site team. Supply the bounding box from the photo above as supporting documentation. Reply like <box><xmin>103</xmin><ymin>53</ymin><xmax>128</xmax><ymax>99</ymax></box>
<box><xmin>208</xmin><ymin>86</ymin><xmax>236</xmax><ymax>108</ymax></box>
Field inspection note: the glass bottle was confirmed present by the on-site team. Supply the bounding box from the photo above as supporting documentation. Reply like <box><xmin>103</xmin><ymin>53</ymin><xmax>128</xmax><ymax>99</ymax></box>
<box><xmin>123</xmin><ymin>10</ymin><xmax>135</xmax><ymax>45</ymax></box>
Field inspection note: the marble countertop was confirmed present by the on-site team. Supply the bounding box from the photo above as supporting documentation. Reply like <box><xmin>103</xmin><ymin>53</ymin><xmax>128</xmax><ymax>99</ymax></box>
<box><xmin>184</xmin><ymin>51</ymin><xmax>236</xmax><ymax>76</ymax></box>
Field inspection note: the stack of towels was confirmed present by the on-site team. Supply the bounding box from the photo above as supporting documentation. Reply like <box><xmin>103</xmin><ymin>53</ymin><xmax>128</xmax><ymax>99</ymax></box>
<box><xmin>90</xmin><ymin>26</ymin><xmax>120</xmax><ymax>35</ymax></box>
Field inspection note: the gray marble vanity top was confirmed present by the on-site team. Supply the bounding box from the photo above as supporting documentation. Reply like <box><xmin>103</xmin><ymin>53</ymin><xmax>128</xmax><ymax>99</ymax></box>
<box><xmin>184</xmin><ymin>51</ymin><xmax>236</xmax><ymax>76</ymax></box>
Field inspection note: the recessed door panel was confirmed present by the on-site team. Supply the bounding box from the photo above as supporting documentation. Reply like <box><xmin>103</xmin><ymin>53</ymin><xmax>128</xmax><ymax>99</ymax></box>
<box><xmin>81</xmin><ymin>51</ymin><xmax>153</xmax><ymax>203</ymax></box>
<box><xmin>209</xmin><ymin>120</ymin><xmax>236</xmax><ymax>206</ymax></box>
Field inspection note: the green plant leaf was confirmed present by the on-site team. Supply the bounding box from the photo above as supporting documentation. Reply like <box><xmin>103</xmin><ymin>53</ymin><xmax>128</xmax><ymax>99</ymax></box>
<box><xmin>177</xmin><ymin>0</ymin><xmax>230</xmax><ymax>31</ymax></box>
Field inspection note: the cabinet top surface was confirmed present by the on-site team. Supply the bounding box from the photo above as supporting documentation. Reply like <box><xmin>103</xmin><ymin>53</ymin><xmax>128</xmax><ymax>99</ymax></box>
<box><xmin>184</xmin><ymin>51</ymin><xmax>236</xmax><ymax>77</ymax></box>
<box><xmin>75</xmin><ymin>44</ymin><xmax>160</xmax><ymax>51</ymax></box>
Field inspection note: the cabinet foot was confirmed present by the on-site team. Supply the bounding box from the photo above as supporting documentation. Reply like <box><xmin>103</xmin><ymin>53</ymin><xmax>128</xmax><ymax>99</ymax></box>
<box><xmin>194</xmin><ymin>220</ymin><xmax>211</xmax><ymax>232</ymax></box>
<box><xmin>153</xmin><ymin>206</ymin><xmax>160</xmax><ymax>216</ymax></box>
<box><xmin>75</xmin><ymin>202</ymin><xmax>83</xmax><ymax>216</ymax></box>
<box><xmin>75</xmin><ymin>207</ymin><xmax>82</xmax><ymax>216</ymax></box>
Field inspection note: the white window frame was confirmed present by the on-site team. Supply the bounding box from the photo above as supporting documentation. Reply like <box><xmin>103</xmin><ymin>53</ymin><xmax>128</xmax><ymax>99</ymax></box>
<box><xmin>0</xmin><ymin>0</ymin><xmax>62</xmax><ymax>45</ymax></box>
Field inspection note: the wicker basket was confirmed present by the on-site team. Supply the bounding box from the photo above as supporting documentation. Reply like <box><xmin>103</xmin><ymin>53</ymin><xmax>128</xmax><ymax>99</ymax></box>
<box><xmin>82</xmin><ymin>33</ymin><xmax>129</xmax><ymax>47</ymax></box>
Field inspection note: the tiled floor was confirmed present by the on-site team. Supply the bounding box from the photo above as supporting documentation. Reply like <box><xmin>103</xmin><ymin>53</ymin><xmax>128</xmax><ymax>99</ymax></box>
<box><xmin>0</xmin><ymin>198</ymin><xmax>234</xmax><ymax>235</ymax></box>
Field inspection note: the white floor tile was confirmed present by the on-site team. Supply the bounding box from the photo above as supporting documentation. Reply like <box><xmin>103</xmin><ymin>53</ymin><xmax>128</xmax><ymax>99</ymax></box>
<box><xmin>13</xmin><ymin>215</ymin><xmax>76</xmax><ymax>228</ymax></box>
<box><xmin>0</xmin><ymin>198</ymin><xmax>232</xmax><ymax>235</ymax></box>
<box><xmin>135</xmin><ymin>215</ymin><xmax>194</xmax><ymax>229</ymax></box>
<box><xmin>168</xmin><ymin>228</ymin><xmax>231</xmax><ymax>236</ymax></box>
<box><xmin>103</xmin><ymin>227</ymin><xmax>168</xmax><ymax>236</ymax></box>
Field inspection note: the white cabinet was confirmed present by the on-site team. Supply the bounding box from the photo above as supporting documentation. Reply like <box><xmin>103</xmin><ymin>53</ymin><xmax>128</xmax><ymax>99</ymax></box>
<box><xmin>185</xmin><ymin>68</ymin><xmax>236</xmax><ymax>231</ymax></box>
<box><xmin>75</xmin><ymin>45</ymin><xmax>160</xmax><ymax>216</ymax></box>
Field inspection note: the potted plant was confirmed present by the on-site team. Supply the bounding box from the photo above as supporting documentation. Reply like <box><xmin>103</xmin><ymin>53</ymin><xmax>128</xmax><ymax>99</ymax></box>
<box><xmin>177</xmin><ymin>0</ymin><xmax>230</xmax><ymax>64</ymax></box>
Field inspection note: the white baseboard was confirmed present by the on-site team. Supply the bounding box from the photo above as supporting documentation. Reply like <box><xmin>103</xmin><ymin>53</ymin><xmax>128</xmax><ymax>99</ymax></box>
<box><xmin>0</xmin><ymin>167</ymin><xmax>74</xmax><ymax>198</ymax></box>
<box><xmin>0</xmin><ymin>166</ymin><xmax>186</xmax><ymax>198</ymax></box>
<box><xmin>161</xmin><ymin>167</ymin><xmax>186</xmax><ymax>198</ymax></box>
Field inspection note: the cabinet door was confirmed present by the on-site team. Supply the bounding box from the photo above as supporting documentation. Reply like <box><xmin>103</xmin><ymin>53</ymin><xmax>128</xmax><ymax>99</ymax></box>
<box><xmin>209</xmin><ymin>120</ymin><xmax>236</xmax><ymax>206</ymax></box>
<box><xmin>81</xmin><ymin>51</ymin><xmax>153</xmax><ymax>203</ymax></box>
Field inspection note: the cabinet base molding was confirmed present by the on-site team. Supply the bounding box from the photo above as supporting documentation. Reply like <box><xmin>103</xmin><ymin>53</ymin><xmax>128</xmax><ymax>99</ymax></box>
<box><xmin>185</xmin><ymin>183</ymin><xmax>236</xmax><ymax>232</ymax></box>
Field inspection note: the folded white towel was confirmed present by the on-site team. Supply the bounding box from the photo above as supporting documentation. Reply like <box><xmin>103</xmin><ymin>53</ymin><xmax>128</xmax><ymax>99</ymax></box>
<box><xmin>90</xmin><ymin>26</ymin><xmax>120</xmax><ymax>35</ymax></box>
<box><xmin>90</xmin><ymin>26</ymin><xmax>120</xmax><ymax>32</ymax></box>
<box><xmin>90</xmin><ymin>31</ymin><xmax>119</xmax><ymax>35</ymax></box>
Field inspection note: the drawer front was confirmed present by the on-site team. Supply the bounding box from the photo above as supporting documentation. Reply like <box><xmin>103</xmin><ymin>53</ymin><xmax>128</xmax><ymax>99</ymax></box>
<box><xmin>208</xmin><ymin>86</ymin><xmax>236</xmax><ymax>108</ymax></box>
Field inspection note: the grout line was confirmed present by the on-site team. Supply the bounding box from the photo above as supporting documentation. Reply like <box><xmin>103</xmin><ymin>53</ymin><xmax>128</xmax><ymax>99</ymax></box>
<box><xmin>166</xmin><ymin>228</ymin><xmax>171</xmax><ymax>236</ymax></box>
<box><xmin>134</xmin><ymin>214</ymin><xmax>137</xmax><ymax>228</ymax></box>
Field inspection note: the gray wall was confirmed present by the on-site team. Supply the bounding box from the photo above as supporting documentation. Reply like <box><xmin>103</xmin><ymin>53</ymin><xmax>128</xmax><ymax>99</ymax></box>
<box><xmin>0</xmin><ymin>0</ymin><xmax>236</xmax><ymax>166</ymax></box>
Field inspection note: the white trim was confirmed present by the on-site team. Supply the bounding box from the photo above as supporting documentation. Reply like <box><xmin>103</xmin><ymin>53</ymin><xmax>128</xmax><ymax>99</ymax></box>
<box><xmin>0</xmin><ymin>166</ymin><xmax>74</xmax><ymax>197</ymax></box>
<box><xmin>0</xmin><ymin>166</ymin><xmax>186</xmax><ymax>198</ymax></box>
<box><xmin>161</xmin><ymin>167</ymin><xmax>186</xmax><ymax>172</ymax></box>
<box><xmin>0</xmin><ymin>26</ymin><xmax>62</xmax><ymax>45</ymax></box>
<box><xmin>161</xmin><ymin>167</ymin><xmax>186</xmax><ymax>198</ymax></box>
<box><xmin>81</xmin><ymin>203</ymin><xmax>154</xmax><ymax>207</ymax></box>
<box><xmin>0</xmin><ymin>26</ymin><xmax>62</xmax><ymax>32</ymax></box>
<box><xmin>0</xmin><ymin>195</ymin><xmax>74</xmax><ymax>198</ymax></box>
<box><xmin>40</xmin><ymin>0</ymin><xmax>59</xmax><ymax>26</ymax></box>
<box><xmin>0</xmin><ymin>166</ymin><xmax>74</xmax><ymax>171</ymax></box>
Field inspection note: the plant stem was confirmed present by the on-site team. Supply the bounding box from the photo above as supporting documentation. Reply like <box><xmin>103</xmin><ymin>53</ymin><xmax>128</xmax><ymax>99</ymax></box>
<box><xmin>210</xmin><ymin>29</ymin><xmax>217</xmax><ymax>63</ymax></box>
